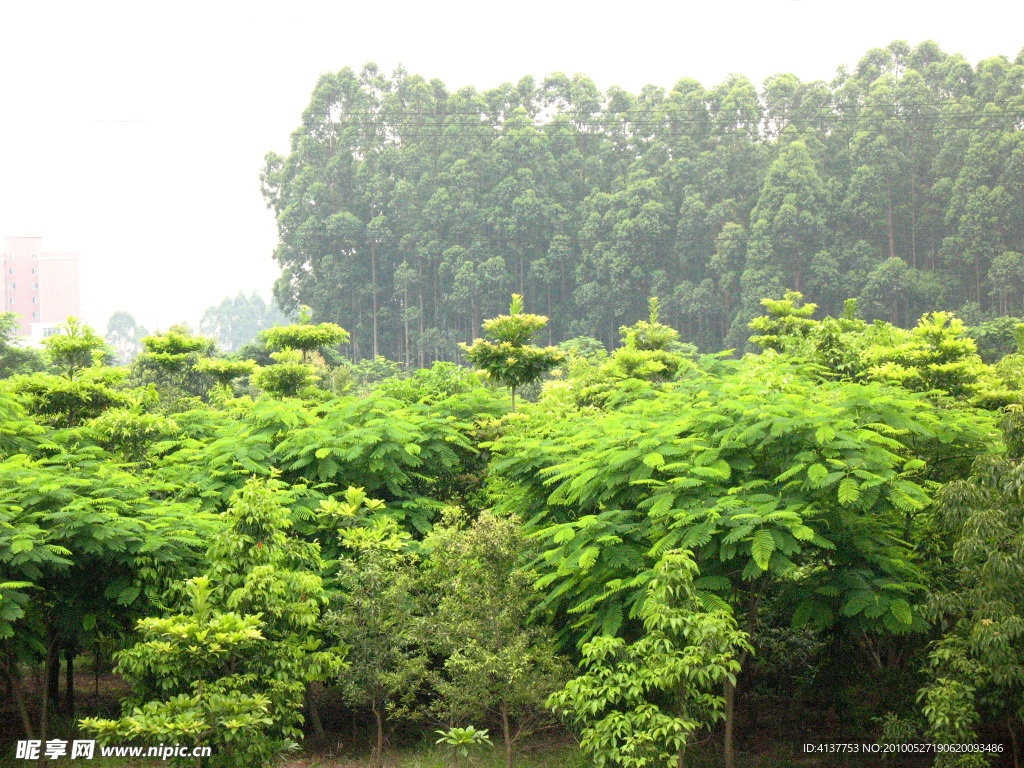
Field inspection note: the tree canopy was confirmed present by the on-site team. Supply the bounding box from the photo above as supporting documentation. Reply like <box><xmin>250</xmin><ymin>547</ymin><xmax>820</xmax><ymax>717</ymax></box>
<box><xmin>263</xmin><ymin>43</ymin><xmax>1024</xmax><ymax>361</ymax></box>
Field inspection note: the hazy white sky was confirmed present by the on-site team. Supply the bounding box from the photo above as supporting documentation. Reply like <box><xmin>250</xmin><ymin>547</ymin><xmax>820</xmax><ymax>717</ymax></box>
<box><xmin>2</xmin><ymin>0</ymin><xmax>1022</xmax><ymax>332</ymax></box>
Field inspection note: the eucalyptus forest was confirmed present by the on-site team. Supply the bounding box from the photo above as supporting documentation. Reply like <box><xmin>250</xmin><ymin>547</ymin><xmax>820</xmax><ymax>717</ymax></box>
<box><xmin>263</xmin><ymin>40</ymin><xmax>1024</xmax><ymax>361</ymax></box>
<box><xmin>2</xmin><ymin>40</ymin><xmax>1024</xmax><ymax>768</ymax></box>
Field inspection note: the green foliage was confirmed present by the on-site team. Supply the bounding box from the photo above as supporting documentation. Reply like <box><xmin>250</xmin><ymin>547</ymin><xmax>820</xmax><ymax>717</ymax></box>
<box><xmin>260</xmin><ymin>321</ymin><xmax>349</xmax><ymax>357</ymax></box>
<box><xmin>133</xmin><ymin>328</ymin><xmax>219</xmax><ymax>402</ymax></box>
<box><xmin>0</xmin><ymin>313</ymin><xmax>44</xmax><ymax>379</ymax></box>
<box><xmin>548</xmin><ymin>551</ymin><xmax>750</xmax><ymax>768</ymax></box>
<box><xmin>493</xmin><ymin>353</ymin><xmax>992</xmax><ymax>649</ymax></box>
<box><xmin>916</xmin><ymin>438</ymin><xmax>1024</xmax><ymax>762</ymax></box>
<box><xmin>187</xmin><ymin>391</ymin><xmax>495</xmax><ymax>530</ymax></box>
<box><xmin>326</xmin><ymin>511</ymin><xmax>426</xmax><ymax>768</ymax></box>
<box><xmin>748</xmin><ymin>291</ymin><xmax>819</xmax><ymax>353</ymax></box>
<box><xmin>88</xmin><ymin>403</ymin><xmax>180</xmax><ymax>465</ymax></box>
<box><xmin>3</xmin><ymin>367</ymin><xmax>131</xmax><ymax>427</ymax></box>
<box><xmin>748</xmin><ymin>292</ymin><xmax>901</xmax><ymax>380</ymax></box>
<box><xmin>461</xmin><ymin>295</ymin><xmax>563</xmax><ymax>410</ymax></box>
<box><xmin>435</xmin><ymin>726</ymin><xmax>494</xmax><ymax>767</ymax></box>
<box><xmin>0</xmin><ymin>434</ymin><xmax>216</xmax><ymax>748</ymax></box>
<box><xmin>251</xmin><ymin>316</ymin><xmax>350</xmax><ymax>397</ymax></box>
<box><xmin>250</xmin><ymin>352</ymin><xmax>318</xmax><ymax>399</ymax></box>
<box><xmin>265</xmin><ymin>49</ymin><xmax>1024</xmax><ymax>361</ymax></box>
<box><xmin>193</xmin><ymin>357</ymin><xmax>257</xmax><ymax>388</ymax></box>
<box><xmin>618</xmin><ymin>298</ymin><xmax>680</xmax><ymax>353</ymax></box>
<box><xmin>325</xmin><ymin>356</ymin><xmax>406</xmax><ymax>397</ymax></box>
<box><xmin>865</xmin><ymin>312</ymin><xmax>989</xmax><ymax>400</ymax></box>
<box><xmin>81</xmin><ymin>478</ymin><xmax>344</xmax><ymax>768</ymax></box>
<box><xmin>82</xmin><ymin>582</ymin><xmax>279</xmax><ymax>763</ymax></box>
<box><xmin>0</xmin><ymin>388</ymin><xmax>40</xmax><ymax>459</ymax></box>
<box><xmin>583</xmin><ymin>300</ymin><xmax>696</xmax><ymax>404</ymax></box>
<box><xmin>968</xmin><ymin>316</ymin><xmax>1024</xmax><ymax>364</ymax></box>
<box><xmin>422</xmin><ymin>511</ymin><xmax>569</xmax><ymax>768</ymax></box>
<box><xmin>346</xmin><ymin>355</ymin><xmax>404</xmax><ymax>384</ymax></box>
<box><xmin>43</xmin><ymin>317</ymin><xmax>111</xmax><ymax>379</ymax></box>
<box><xmin>139</xmin><ymin>329</ymin><xmax>217</xmax><ymax>371</ymax></box>
<box><xmin>748</xmin><ymin>293</ymin><xmax>1020</xmax><ymax>409</ymax></box>
<box><xmin>558</xmin><ymin>336</ymin><xmax>608</xmax><ymax>361</ymax></box>
<box><xmin>376</xmin><ymin>361</ymin><xmax>484</xmax><ymax>405</ymax></box>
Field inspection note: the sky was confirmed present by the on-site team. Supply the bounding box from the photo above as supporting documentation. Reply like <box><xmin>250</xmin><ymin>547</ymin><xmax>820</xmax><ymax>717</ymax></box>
<box><xmin>2</xmin><ymin>0</ymin><xmax>1023</xmax><ymax>333</ymax></box>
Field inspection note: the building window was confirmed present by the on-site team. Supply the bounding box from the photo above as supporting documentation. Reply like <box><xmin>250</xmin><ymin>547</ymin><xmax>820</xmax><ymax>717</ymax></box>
<box><xmin>31</xmin><ymin>253</ymin><xmax>38</xmax><ymax>259</ymax></box>
<box><xmin>8</xmin><ymin>298</ymin><xmax>14</xmax><ymax>305</ymax></box>
<box><xmin>43</xmin><ymin>327</ymin><xmax>60</xmax><ymax>338</ymax></box>
<box><xmin>7</xmin><ymin>254</ymin><xmax>13</xmax><ymax>260</ymax></box>
<box><xmin>32</xmin><ymin>312</ymin><xmax>39</xmax><ymax>319</ymax></box>
<box><xmin>31</xmin><ymin>267</ymin><xmax>38</xmax><ymax>274</ymax></box>
<box><xmin>7</xmin><ymin>268</ymin><xmax>13</xmax><ymax>275</ymax></box>
<box><xmin>32</xmin><ymin>297</ymin><xmax>38</xmax><ymax>303</ymax></box>
<box><xmin>9</xmin><ymin>283</ymin><xmax>14</xmax><ymax>289</ymax></box>
<box><xmin>32</xmin><ymin>282</ymin><xmax>38</xmax><ymax>289</ymax></box>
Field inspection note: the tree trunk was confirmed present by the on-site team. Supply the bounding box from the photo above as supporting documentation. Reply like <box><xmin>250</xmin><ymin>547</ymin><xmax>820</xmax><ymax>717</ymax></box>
<box><xmin>547</xmin><ymin>288</ymin><xmax>553</xmax><ymax>345</ymax></box>
<box><xmin>64</xmin><ymin>643</ymin><xmax>75</xmax><ymax>715</ymax></box>
<box><xmin>1008</xmin><ymin>715</ymin><xmax>1020</xmax><ymax>768</ymax></box>
<box><xmin>403</xmin><ymin>285</ymin><xmax>410</xmax><ymax>368</ymax></box>
<box><xmin>723</xmin><ymin>677</ymin><xmax>736</xmax><ymax>768</ymax></box>
<box><xmin>371</xmin><ymin>240</ymin><xmax>379</xmax><ymax>359</ymax></box>
<box><xmin>38</xmin><ymin>635</ymin><xmax>60</xmax><ymax>767</ymax></box>
<box><xmin>350</xmin><ymin>293</ymin><xmax>361</xmax><ymax>361</ymax></box>
<box><xmin>304</xmin><ymin>683</ymin><xmax>324</xmax><ymax>740</ymax></box>
<box><xmin>501</xmin><ymin>699</ymin><xmax>513</xmax><ymax>768</ymax></box>
<box><xmin>418</xmin><ymin>263</ymin><xmax>425</xmax><ymax>368</ymax></box>
<box><xmin>910</xmin><ymin>171</ymin><xmax>917</xmax><ymax>269</ymax></box>
<box><xmin>433</xmin><ymin>263</ymin><xmax>441</xmax><ymax>360</ymax></box>
<box><xmin>2</xmin><ymin>653</ymin><xmax>34</xmax><ymax>739</ymax></box>
<box><xmin>371</xmin><ymin>700</ymin><xmax>384</xmax><ymax>768</ymax></box>
<box><xmin>886</xmin><ymin>174</ymin><xmax>896</xmax><ymax>262</ymax></box>
<box><xmin>46</xmin><ymin>638</ymin><xmax>60</xmax><ymax>711</ymax></box>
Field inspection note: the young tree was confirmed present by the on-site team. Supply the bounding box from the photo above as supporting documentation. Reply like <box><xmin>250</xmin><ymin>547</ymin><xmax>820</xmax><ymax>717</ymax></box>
<box><xmin>549</xmin><ymin>550</ymin><xmax>750</xmax><ymax>768</ymax></box>
<box><xmin>1</xmin><ymin>443</ymin><xmax>215</xmax><ymax>747</ymax></box>
<box><xmin>252</xmin><ymin>308</ymin><xmax>349</xmax><ymax>398</ymax></box>
<box><xmin>916</xmin><ymin>409</ymin><xmax>1024</xmax><ymax>765</ymax></box>
<box><xmin>423</xmin><ymin>511</ymin><xmax>569</xmax><ymax>768</ymax></box>
<box><xmin>43</xmin><ymin>317</ymin><xmax>110</xmax><ymax>379</ymax></box>
<box><xmin>2</xmin><ymin>319</ymin><xmax>127</xmax><ymax>428</ymax></box>
<box><xmin>193</xmin><ymin>358</ymin><xmax>257</xmax><ymax>393</ymax></box>
<box><xmin>260</xmin><ymin>316</ymin><xmax>349</xmax><ymax>365</ymax></box>
<box><xmin>460</xmin><ymin>294</ymin><xmax>563</xmax><ymax>411</ymax></box>
<box><xmin>568</xmin><ymin>298</ymin><xmax>696</xmax><ymax>408</ymax></box>
<box><xmin>133</xmin><ymin>327</ymin><xmax>218</xmax><ymax>401</ymax></box>
<box><xmin>81</xmin><ymin>478</ymin><xmax>343</xmax><ymax>768</ymax></box>
<box><xmin>326</xmin><ymin>514</ymin><xmax>427</xmax><ymax>768</ymax></box>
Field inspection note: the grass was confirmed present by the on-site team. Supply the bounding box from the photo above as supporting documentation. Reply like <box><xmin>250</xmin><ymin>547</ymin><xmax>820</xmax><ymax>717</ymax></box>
<box><xmin>1</xmin><ymin>730</ymin><xmax>918</xmax><ymax>768</ymax></box>
<box><xmin>279</xmin><ymin>735</ymin><xmax>591</xmax><ymax>768</ymax></box>
<box><xmin>1</xmin><ymin>670</ymin><xmax>920</xmax><ymax>768</ymax></box>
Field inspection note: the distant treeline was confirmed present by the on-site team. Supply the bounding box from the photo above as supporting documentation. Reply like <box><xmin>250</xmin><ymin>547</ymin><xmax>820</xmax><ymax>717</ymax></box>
<box><xmin>261</xmin><ymin>40</ymin><xmax>1024</xmax><ymax>363</ymax></box>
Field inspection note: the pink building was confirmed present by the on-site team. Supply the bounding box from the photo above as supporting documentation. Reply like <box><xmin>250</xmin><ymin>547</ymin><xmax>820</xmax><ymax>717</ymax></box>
<box><xmin>2</xmin><ymin>236</ymin><xmax>81</xmax><ymax>342</ymax></box>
